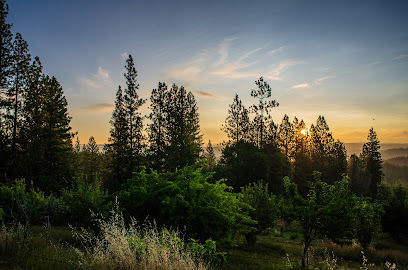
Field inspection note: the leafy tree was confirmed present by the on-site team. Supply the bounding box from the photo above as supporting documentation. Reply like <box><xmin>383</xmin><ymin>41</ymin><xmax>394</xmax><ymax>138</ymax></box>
<box><xmin>353</xmin><ymin>197</ymin><xmax>383</xmax><ymax>254</ymax></box>
<box><xmin>222</xmin><ymin>94</ymin><xmax>250</xmax><ymax>144</ymax></box>
<box><xmin>282</xmin><ymin>174</ymin><xmax>358</xmax><ymax>268</ymax></box>
<box><xmin>147</xmin><ymin>82</ymin><xmax>168</xmax><ymax>171</ymax></box>
<box><xmin>115</xmin><ymin>164</ymin><xmax>255</xmax><ymax>244</ymax></box>
<box><xmin>348</xmin><ymin>154</ymin><xmax>371</xmax><ymax>196</ymax></box>
<box><xmin>377</xmin><ymin>182</ymin><xmax>408</xmax><ymax>239</ymax></box>
<box><xmin>217</xmin><ymin>141</ymin><xmax>291</xmax><ymax>193</ymax></box>
<box><xmin>250</xmin><ymin>77</ymin><xmax>279</xmax><ymax>148</ymax></box>
<box><xmin>361</xmin><ymin>127</ymin><xmax>383</xmax><ymax>197</ymax></box>
<box><xmin>241</xmin><ymin>181</ymin><xmax>276</xmax><ymax>245</ymax></box>
<box><xmin>164</xmin><ymin>84</ymin><xmax>202</xmax><ymax>170</ymax></box>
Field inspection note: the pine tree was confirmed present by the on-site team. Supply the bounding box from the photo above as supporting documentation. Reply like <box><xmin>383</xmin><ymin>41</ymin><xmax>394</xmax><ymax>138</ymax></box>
<box><xmin>165</xmin><ymin>84</ymin><xmax>202</xmax><ymax>170</ymax></box>
<box><xmin>250</xmin><ymin>77</ymin><xmax>279</xmax><ymax>148</ymax></box>
<box><xmin>205</xmin><ymin>140</ymin><xmax>217</xmax><ymax>170</ymax></box>
<box><xmin>0</xmin><ymin>0</ymin><xmax>14</xmax><ymax>181</ymax></box>
<box><xmin>106</xmin><ymin>86</ymin><xmax>128</xmax><ymax>190</ymax></box>
<box><xmin>123</xmin><ymin>54</ymin><xmax>145</xmax><ymax>173</ymax></box>
<box><xmin>87</xmin><ymin>136</ymin><xmax>99</xmax><ymax>184</ymax></box>
<box><xmin>7</xmin><ymin>33</ymin><xmax>31</xmax><ymax>150</ymax></box>
<box><xmin>21</xmin><ymin>70</ymin><xmax>74</xmax><ymax>192</ymax></box>
<box><xmin>0</xmin><ymin>0</ymin><xmax>13</xmax><ymax>110</ymax></box>
<box><xmin>222</xmin><ymin>94</ymin><xmax>250</xmax><ymax>145</ymax></box>
<box><xmin>147</xmin><ymin>82</ymin><xmax>168</xmax><ymax>171</ymax></box>
<box><xmin>278</xmin><ymin>114</ymin><xmax>294</xmax><ymax>158</ymax></box>
<box><xmin>361</xmin><ymin>127</ymin><xmax>383</xmax><ymax>197</ymax></box>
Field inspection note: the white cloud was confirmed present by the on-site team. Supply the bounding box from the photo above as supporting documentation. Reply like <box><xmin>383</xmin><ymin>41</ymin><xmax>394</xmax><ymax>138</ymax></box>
<box><xmin>291</xmin><ymin>76</ymin><xmax>333</xmax><ymax>89</ymax></box>
<box><xmin>393</xmin><ymin>54</ymin><xmax>408</xmax><ymax>60</ymax></box>
<box><xmin>78</xmin><ymin>66</ymin><xmax>116</xmax><ymax>91</ymax></box>
<box><xmin>268</xmin><ymin>46</ymin><xmax>285</xmax><ymax>55</ymax></box>
<box><xmin>214</xmin><ymin>37</ymin><xmax>238</xmax><ymax>66</ymax></box>
<box><xmin>292</xmin><ymin>83</ymin><xmax>310</xmax><ymax>89</ymax></box>
<box><xmin>264</xmin><ymin>60</ymin><xmax>303</xmax><ymax>81</ymax></box>
<box><xmin>121</xmin><ymin>52</ymin><xmax>129</xmax><ymax>60</ymax></box>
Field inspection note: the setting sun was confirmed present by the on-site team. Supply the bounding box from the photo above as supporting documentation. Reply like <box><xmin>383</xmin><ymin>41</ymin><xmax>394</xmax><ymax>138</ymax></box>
<box><xmin>301</xmin><ymin>129</ymin><xmax>308</xmax><ymax>135</ymax></box>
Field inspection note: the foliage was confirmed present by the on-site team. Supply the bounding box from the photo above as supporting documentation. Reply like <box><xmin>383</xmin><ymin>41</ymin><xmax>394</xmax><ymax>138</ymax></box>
<box><xmin>115</xmin><ymin>163</ymin><xmax>255</xmax><ymax>244</ymax></box>
<box><xmin>204</xmin><ymin>140</ymin><xmax>217</xmax><ymax>170</ymax></box>
<box><xmin>217</xmin><ymin>141</ymin><xmax>291</xmax><ymax>194</ymax></box>
<box><xmin>241</xmin><ymin>181</ymin><xmax>277</xmax><ymax>245</ymax></box>
<box><xmin>164</xmin><ymin>84</ymin><xmax>202</xmax><ymax>170</ymax></box>
<box><xmin>61</xmin><ymin>177</ymin><xmax>107</xmax><ymax>228</ymax></box>
<box><xmin>0</xmin><ymin>179</ymin><xmax>65</xmax><ymax>227</ymax></box>
<box><xmin>222</xmin><ymin>93</ymin><xmax>250</xmax><ymax>145</ymax></box>
<box><xmin>282</xmin><ymin>173</ymin><xmax>381</xmax><ymax>268</ymax></box>
<box><xmin>361</xmin><ymin>127</ymin><xmax>383</xmax><ymax>197</ymax></box>
<box><xmin>249</xmin><ymin>77</ymin><xmax>279</xmax><ymax>148</ymax></box>
<box><xmin>377</xmin><ymin>182</ymin><xmax>408</xmax><ymax>239</ymax></box>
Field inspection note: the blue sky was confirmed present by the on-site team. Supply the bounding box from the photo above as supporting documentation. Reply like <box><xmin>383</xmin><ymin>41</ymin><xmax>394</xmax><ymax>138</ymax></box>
<box><xmin>7</xmin><ymin>0</ymin><xmax>408</xmax><ymax>145</ymax></box>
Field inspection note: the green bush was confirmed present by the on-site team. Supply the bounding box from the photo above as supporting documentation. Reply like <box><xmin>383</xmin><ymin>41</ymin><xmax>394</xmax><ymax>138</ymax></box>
<box><xmin>115</xmin><ymin>163</ymin><xmax>255</xmax><ymax>244</ymax></box>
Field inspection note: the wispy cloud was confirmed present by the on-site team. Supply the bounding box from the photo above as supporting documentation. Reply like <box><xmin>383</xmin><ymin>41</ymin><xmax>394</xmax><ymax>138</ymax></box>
<box><xmin>121</xmin><ymin>52</ymin><xmax>129</xmax><ymax>60</ymax></box>
<box><xmin>393</xmin><ymin>54</ymin><xmax>408</xmax><ymax>60</ymax></box>
<box><xmin>79</xmin><ymin>67</ymin><xmax>116</xmax><ymax>90</ymax></box>
<box><xmin>268</xmin><ymin>46</ymin><xmax>285</xmax><ymax>55</ymax></box>
<box><xmin>195</xmin><ymin>91</ymin><xmax>218</xmax><ymax>98</ymax></box>
<box><xmin>211</xmin><ymin>45</ymin><xmax>262</xmax><ymax>78</ymax></box>
<box><xmin>214</xmin><ymin>37</ymin><xmax>238</xmax><ymax>66</ymax></box>
<box><xmin>264</xmin><ymin>60</ymin><xmax>303</xmax><ymax>81</ymax></box>
<box><xmin>291</xmin><ymin>76</ymin><xmax>332</xmax><ymax>89</ymax></box>
<box><xmin>292</xmin><ymin>83</ymin><xmax>310</xmax><ymax>89</ymax></box>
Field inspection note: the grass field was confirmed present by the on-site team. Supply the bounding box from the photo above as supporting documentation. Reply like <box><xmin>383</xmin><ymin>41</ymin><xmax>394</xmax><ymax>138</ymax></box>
<box><xmin>1</xmin><ymin>224</ymin><xmax>408</xmax><ymax>269</ymax></box>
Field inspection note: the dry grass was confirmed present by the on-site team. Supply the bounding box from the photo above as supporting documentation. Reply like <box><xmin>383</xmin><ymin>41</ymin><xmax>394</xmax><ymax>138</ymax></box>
<box><xmin>73</xmin><ymin>202</ymin><xmax>208</xmax><ymax>270</ymax></box>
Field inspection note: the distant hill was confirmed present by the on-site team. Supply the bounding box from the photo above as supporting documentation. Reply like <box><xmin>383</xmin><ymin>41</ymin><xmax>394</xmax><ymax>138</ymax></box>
<box><xmin>344</xmin><ymin>143</ymin><xmax>408</xmax><ymax>158</ymax></box>
<box><xmin>385</xmin><ymin>156</ymin><xmax>408</xmax><ymax>167</ymax></box>
<box><xmin>382</xmin><ymin>148</ymin><xmax>408</xmax><ymax>160</ymax></box>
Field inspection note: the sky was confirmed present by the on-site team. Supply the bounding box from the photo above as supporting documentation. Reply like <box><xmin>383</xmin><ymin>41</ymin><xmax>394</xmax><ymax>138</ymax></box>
<box><xmin>7</xmin><ymin>0</ymin><xmax>408</xmax><ymax>145</ymax></box>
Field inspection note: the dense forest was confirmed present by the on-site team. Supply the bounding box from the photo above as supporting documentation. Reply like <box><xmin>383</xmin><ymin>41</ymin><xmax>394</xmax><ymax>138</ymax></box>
<box><xmin>1</xmin><ymin>1</ymin><xmax>408</xmax><ymax>269</ymax></box>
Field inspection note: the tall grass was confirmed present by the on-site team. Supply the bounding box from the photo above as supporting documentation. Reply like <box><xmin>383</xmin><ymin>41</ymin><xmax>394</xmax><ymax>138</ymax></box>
<box><xmin>73</xmin><ymin>202</ymin><xmax>208</xmax><ymax>270</ymax></box>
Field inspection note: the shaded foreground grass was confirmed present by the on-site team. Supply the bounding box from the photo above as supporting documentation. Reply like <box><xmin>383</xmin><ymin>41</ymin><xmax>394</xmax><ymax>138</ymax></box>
<box><xmin>1</xmin><ymin>223</ymin><xmax>408</xmax><ymax>269</ymax></box>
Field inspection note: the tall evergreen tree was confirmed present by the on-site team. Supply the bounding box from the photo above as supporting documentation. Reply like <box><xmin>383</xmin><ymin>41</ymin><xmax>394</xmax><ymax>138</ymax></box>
<box><xmin>87</xmin><ymin>136</ymin><xmax>99</xmax><ymax>184</ymax></box>
<box><xmin>0</xmin><ymin>0</ymin><xmax>13</xmax><ymax>110</ymax></box>
<box><xmin>165</xmin><ymin>84</ymin><xmax>202</xmax><ymax>170</ymax></box>
<box><xmin>222</xmin><ymin>94</ymin><xmax>250</xmax><ymax>145</ymax></box>
<box><xmin>21</xmin><ymin>69</ymin><xmax>74</xmax><ymax>192</ymax></box>
<box><xmin>278</xmin><ymin>114</ymin><xmax>294</xmax><ymax>158</ymax></box>
<box><xmin>147</xmin><ymin>81</ymin><xmax>168</xmax><ymax>171</ymax></box>
<box><xmin>7</xmin><ymin>33</ymin><xmax>31</xmax><ymax>150</ymax></box>
<box><xmin>0</xmin><ymin>0</ymin><xmax>14</xmax><ymax>180</ymax></box>
<box><xmin>106</xmin><ymin>86</ymin><xmax>128</xmax><ymax>191</ymax></box>
<box><xmin>250</xmin><ymin>77</ymin><xmax>279</xmax><ymax>148</ymax></box>
<box><xmin>204</xmin><ymin>140</ymin><xmax>217</xmax><ymax>170</ymax></box>
<box><xmin>123</xmin><ymin>54</ymin><xmax>146</xmax><ymax>173</ymax></box>
<box><xmin>361</xmin><ymin>127</ymin><xmax>383</xmax><ymax>197</ymax></box>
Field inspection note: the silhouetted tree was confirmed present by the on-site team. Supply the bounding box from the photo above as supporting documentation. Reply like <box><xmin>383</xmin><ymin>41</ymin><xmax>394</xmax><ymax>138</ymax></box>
<box><xmin>222</xmin><ymin>94</ymin><xmax>250</xmax><ymax>144</ymax></box>
<box><xmin>20</xmin><ymin>71</ymin><xmax>74</xmax><ymax>193</ymax></box>
<box><xmin>278</xmin><ymin>114</ymin><xmax>294</xmax><ymax>158</ymax></box>
<box><xmin>164</xmin><ymin>84</ymin><xmax>202</xmax><ymax>170</ymax></box>
<box><xmin>250</xmin><ymin>77</ymin><xmax>279</xmax><ymax>148</ymax></box>
<box><xmin>123</xmin><ymin>54</ymin><xmax>146</xmax><ymax>173</ymax></box>
<box><xmin>106</xmin><ymin>86</ymin><xmax>129</xmax><ymax>191</ymax></box>
<box><xmin>147</xmin><ymin>82</ymin><xmax>168</xmax><ymax>171</ymax></box>
<box><xmin>0</xmin><ymin>1</ymin><xmax>14</xmax><ymax>181</ymax></box>
<box><xmin>204</xmin><ymin>140</ymin><xmax>217</xmax><ymax>170</ymax></box>
<box><xmin>361</xmin><ymin>127</ymin><xmax>383</xmax><ymax>197</ymax></box>
<box><xmin>348</xmin><ymin>154</ymin><xmax>370</xmax><ymax>196</ymax></box>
